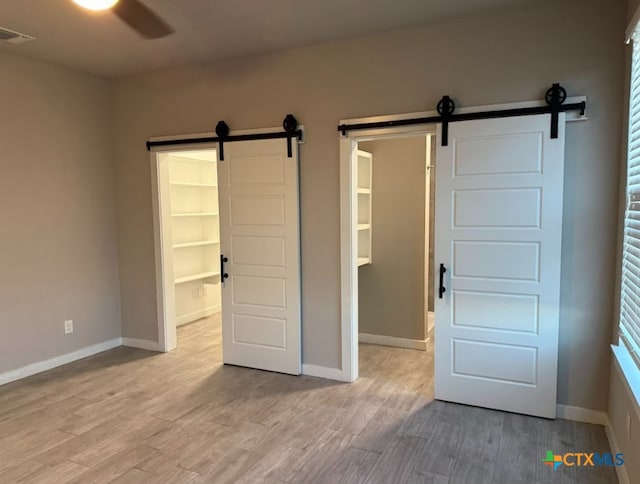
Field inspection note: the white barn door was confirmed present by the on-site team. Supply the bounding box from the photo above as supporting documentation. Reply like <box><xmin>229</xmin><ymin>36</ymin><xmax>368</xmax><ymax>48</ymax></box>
<box><xmin>434</xmin><ymin>114</ymin><xmax>565</xmax><ymax>418</ymax></box>
<box><xmin>217</xmin><ymin>138</ymin><xmax>301</xmax><ymax>375</ymax></box>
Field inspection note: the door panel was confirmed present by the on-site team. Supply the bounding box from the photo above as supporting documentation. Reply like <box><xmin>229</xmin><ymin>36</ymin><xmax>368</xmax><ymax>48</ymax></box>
<box><xmin>232</xmin><ymin>314</ymin><xmax>287</xmax><ymax>348</ymax></box>
<box><xmin>453</xmin><ymin>241</ymin><xmax>540</xmax><ymax>281</ymax></box>
<box><xmin>232</xmin><ymin>275</ymin><xmax>287</xmax><ymax>308</ymax></box>
<box><xmin>218</xmin><ymin>138</ymin><xmax>301</xmax><ymax>375</ymax></box>
<box><xmin>231</xmin><ymin>236</ymin><xmax>286</xmax><ymax>267</ymax></box>
<box><xmin>229</xmin><ymin>196</ymin><xmax>286</xmax><ymax>226</ymax></box>
<box><xmin>434</xmin><ymin>114</ymin><xmax>565</xmax><ymax>418</ymax></box>
<box><xmin>453</xmin><ymin>188</ymin><xmax>541</xmax><ymax>227</ymax></box>
<box><xmin>452</xmin><ymin>339</ymin><xmax>537</xmax><ymax>385</ymax></box>
<box><xmin>452</xmin><ymin>291</ymin><xmax>539</xmax><ymax>333</ymax></box>
<box><xmin>453</xmin><ymin>132</ymin><xmax>543</xmax><ymax>175</ymax></box>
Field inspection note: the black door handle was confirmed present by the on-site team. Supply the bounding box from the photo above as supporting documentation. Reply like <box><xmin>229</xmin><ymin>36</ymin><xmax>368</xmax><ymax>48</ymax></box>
<box><xmin>220</xmin><ymin>255</ymin><xmax>229</xmax><ymax>282</ymax></box>
<box><xmin>439</xmin><ymin>263</ymin><xmax>447</xmax><ymax>299</ymax></box>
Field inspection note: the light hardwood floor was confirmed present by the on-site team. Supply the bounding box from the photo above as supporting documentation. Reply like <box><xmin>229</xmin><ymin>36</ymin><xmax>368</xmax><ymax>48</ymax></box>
<box><xmin>0</xmin><ymin>316</ymin><xmax>617</xmax><ymax>483</ymax></box>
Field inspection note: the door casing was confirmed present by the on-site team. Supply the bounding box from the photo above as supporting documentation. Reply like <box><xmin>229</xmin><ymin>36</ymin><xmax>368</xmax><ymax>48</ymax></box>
<box><xmin>339</xmin><ymin>128</ymin><xmax>435</xmax><ymax>383</ymax></box>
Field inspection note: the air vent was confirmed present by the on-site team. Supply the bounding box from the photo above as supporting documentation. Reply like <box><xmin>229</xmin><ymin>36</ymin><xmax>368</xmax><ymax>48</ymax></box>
<box><xmin>0</xmin><ymin>27</ymin><xmax>35</xmax><ymax>44</ymax></box>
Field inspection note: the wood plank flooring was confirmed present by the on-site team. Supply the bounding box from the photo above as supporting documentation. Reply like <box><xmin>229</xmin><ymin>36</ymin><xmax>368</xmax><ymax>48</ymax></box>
<box><xmin>0</xmin><ymin>316</ymin><xmax>617</xmax><ymax>483</ymax></box>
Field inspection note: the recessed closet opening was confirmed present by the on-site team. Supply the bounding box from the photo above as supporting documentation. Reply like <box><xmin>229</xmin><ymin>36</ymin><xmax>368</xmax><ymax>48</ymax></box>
<box><xmin>153</xmin><ymin>148</ymin><xmax>223</xmax><ymax>356</ymax></box>
<box><xmin>353</xmin><ymin>131</ymin><xmax>436</xmax><ymax>385</ymax></box>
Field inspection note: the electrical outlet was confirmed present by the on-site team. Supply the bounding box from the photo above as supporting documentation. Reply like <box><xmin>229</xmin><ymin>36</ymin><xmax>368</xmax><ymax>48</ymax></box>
<box><xmin>64</xmin><ymin>320</ymin><xmax>73</xmax><ymax>334</ymax></box>
<box><xmin>626</xmin><ymin>412</ymin><xmax>632</xmax><ymax>441</ymax></box>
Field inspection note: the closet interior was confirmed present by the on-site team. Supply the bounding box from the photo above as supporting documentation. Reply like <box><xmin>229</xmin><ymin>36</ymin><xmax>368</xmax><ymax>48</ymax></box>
<box><xmin>164</xmin><ymin>150</ymin><xmax>222</xmax><ymax>326</ymax></box>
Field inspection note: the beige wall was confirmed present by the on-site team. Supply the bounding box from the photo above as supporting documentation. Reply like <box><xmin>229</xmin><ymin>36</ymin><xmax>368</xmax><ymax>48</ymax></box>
<box><xmin>358</xmin><ymin>137</ymin><xmax>426</xmax><ymax>341</ymax></box>
<box><xmin>113</xmin><ymin>0</ymin><xmax>624</xmax><ymax>410</ymax></box>
<box><xmin>0</xmin><ymin>51</ymin><xmax>121</xmax><ymax>373</ymax></box>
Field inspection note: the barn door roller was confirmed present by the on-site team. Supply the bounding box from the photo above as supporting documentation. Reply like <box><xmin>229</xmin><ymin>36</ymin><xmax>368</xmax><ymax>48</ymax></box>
<box><xmin>337</xmin><ymin>83</ymin><xmax>585</xmax><ymax>146</ymax></box>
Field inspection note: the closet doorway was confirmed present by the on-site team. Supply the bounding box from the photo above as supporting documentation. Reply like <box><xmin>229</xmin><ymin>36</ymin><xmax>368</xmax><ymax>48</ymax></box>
<box><xmin>152</xmin><ymin>148</ymin><xmax>223</xmax><ymax>354</ymax></box>
<box><xmin>341</xmin><ymin>103</ymin><xmax>569</xmax><ymax>417</ymax></box>
<box><xmin>150</xmin><ymin>133</ymin><xmax>303</xmax><ymax>375</ymax></box>
<box><xmin>343</xmin><ymin>129</ymin><xmax>436</xmax><ymax>384</ymax></box>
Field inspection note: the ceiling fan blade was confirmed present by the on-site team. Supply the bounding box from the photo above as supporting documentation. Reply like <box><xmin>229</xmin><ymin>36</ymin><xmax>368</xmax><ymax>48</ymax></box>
<box><xmin>112</xmin><ymin>0</ymin><xmax>173</xmax><ymax>39</ymax></box>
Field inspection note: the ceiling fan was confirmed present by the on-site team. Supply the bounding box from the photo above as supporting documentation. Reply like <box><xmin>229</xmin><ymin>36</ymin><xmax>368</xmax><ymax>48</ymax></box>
<box><xmin>72</xmin><ymin>0</ymin><xmax>174</xmax><ymax>39</ymax></box>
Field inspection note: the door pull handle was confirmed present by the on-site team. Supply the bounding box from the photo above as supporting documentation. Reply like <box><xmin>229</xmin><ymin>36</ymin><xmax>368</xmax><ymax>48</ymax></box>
<box><xmin>220</xmin><ymin>255</ymin><xmax>229</xmax><ymax>282</ymax></box>
<box><xmin>439</xmin><ymin>263</ymin><xmax>447</xmax><ymax>299</ymax></box>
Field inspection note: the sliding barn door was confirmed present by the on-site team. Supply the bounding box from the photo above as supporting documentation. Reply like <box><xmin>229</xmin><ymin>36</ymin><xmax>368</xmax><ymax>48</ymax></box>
<box><xmin>217</xmin><ymin>138</ymin><xmax>301</xmax><ymax>375</ymax></box>
<box><xmin>434</xmin><ymin>114</ymin><xmax>565</xmax><ymax>418</ymax></box>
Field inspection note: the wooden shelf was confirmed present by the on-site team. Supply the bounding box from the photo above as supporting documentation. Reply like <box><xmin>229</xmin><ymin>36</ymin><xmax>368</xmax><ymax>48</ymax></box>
<box><xmin>171</xmin><ymin>182</ymin><xmax>217</xmax><ymax>188</ymax></box>
<box><xmin>172</xmin><ymin>212</ymin><xmax>219</xmax><ymax>217</ymax></box>
<box><xmin>174</xmin><ymin>271</ymin><xmax>220</xmax><ymax>284</ymax></box>
<box><xmin>173</xmin><ymin>240</ymin><xmax>220</xmax><ymax>249</ymax></box>
<box><xmin>167</xmin><ymin>154</ymin><xmax>222</xmax><ymax>326</ymax></box>
<box><xmin>357</xmin><ymin>150</ymin><xmax>373</xmax><ymax>265</ymax></box>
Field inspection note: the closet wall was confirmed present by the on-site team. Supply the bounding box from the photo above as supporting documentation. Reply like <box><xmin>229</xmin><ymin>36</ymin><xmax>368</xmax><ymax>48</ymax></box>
<box><xmin>166</xmin><ymin>152</ymin><xmax>222</xmax><ymax>326</ymax></box>
<box><xmin>358</xmin><ymin>137</ymin><xmax>427</xmax><ymax>342</ymax></box>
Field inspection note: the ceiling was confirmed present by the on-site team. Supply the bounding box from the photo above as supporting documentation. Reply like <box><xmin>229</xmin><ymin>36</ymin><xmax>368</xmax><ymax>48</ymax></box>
<box><xmin>0</xmin><ymin>0</ymin><xmax>548</xmax><ymax>77</ymax></box>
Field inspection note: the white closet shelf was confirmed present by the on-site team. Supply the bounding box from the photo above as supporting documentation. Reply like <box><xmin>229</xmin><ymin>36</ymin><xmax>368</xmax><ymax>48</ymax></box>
<box><xmin>170</xmin><ymin>182</ymin><xmax>217</xmax><ymax>188</ymax></box>
<box><xmin>172</xmin><ymin>212</ymin><xmax>219</xmax><ymax>217</ymax></box>
<box><xmin>173</xmin><ymin>240</ymin><xmax>220</xmax><ymax>249</ymax></box>
<box><xmin>174</xmin><ymin>271</ymin><xmax>220</xmax><ymax>284</ymax></box>
<box><xmin>357</xmin><ymin>150</ymin><xmax>372</xmax><ymax>264</ymax></box>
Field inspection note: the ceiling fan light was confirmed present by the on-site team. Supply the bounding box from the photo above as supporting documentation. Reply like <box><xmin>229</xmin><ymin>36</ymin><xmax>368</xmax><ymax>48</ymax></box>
<box><xmin>72</xmin><ymin>0</ymin><xmax>119</xmax><ymax>11</ymax></box>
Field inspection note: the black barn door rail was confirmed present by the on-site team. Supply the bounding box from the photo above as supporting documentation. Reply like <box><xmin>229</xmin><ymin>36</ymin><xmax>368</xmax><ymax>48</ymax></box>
<box><xmin>337</xmin><ymin>84</ymin><xmax>586</xmax><ymax>146</ymax></box>
<box><xmin>146</xmin><ymin>114</ymin><xmax>302</xmax><ymax>160</ymax></box>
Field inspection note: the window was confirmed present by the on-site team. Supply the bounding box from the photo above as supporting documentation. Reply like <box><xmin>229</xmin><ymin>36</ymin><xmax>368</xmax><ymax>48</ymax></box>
<box><xmin>620</xmin><ymin>24</ymin><xmax>640</xmax><ymax>372</ymax></box>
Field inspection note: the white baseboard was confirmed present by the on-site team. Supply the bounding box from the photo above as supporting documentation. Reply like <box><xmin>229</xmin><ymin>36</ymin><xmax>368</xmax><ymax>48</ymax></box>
<box><xmin>605</xmin><ymin>414</ymin><xmax>631</xmax><ymax>484</ymax></box>
<box><xmin>359</xmin><ymin>333</ymin><xmax>428</xmax><ymax>351</ymax></box>
<box><xmin>556</xmin><ymin>404</ymin><xmax>607</xmax><ymax>425</ymax></box>
<box><xmin>122</xmin><ymin>338</ymin><xmax>161</xmax><ymax>352</ymax></box>
<box><xmin>552</xmin><ymin>403</ymin><xmax>630</xmax><ymax>483</ymax></box>
<box><xmin>176</xmin><ymin>306</ymin><xmax>221</xmax><ymax>327</ymax></box>
<box><xmin>0</xmin><ymin>338</ymin><xmax>123</xmax><ymax>387</ymax></box>
<box><xmin>302</xmin><ymin>364</ymin><xmax>345</xmax><ymax>381</ymax></box>
<box><xmin>612</xmin><ymin>344</ymin><xmax>640</xmax><ymax>422</ymax></box>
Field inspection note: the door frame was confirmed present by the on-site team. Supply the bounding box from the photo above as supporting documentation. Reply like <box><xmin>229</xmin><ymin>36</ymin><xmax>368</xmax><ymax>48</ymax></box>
<box><xmin>340</xmin><ymin>125</ymin><xmax>436</xmax><ymax>382</ymax></box>
<box><xmin>150</xmin><ymin>126</ymin><xmax>297</xmax><ymax>352</ymax></box>
<box><xmin>338</xmin><ymin>98</ymin><xmax>587</xmax><ymax>382</ymax></box>
<box><xmin>151</xmin><ymin>142</ymin><xmax>218</xmax><ymax>353</ymax></box>
<box><xmin>424</xmin><ymin>134</ymin><xmax>434</xmax><ymax>337</ymax></box>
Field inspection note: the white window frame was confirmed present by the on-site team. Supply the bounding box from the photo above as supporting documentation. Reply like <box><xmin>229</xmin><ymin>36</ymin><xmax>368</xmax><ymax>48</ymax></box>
<box><xmin>613</xmin><ymin>13</ymin><xmax>640</xmax><ymax>409</ymax></box>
